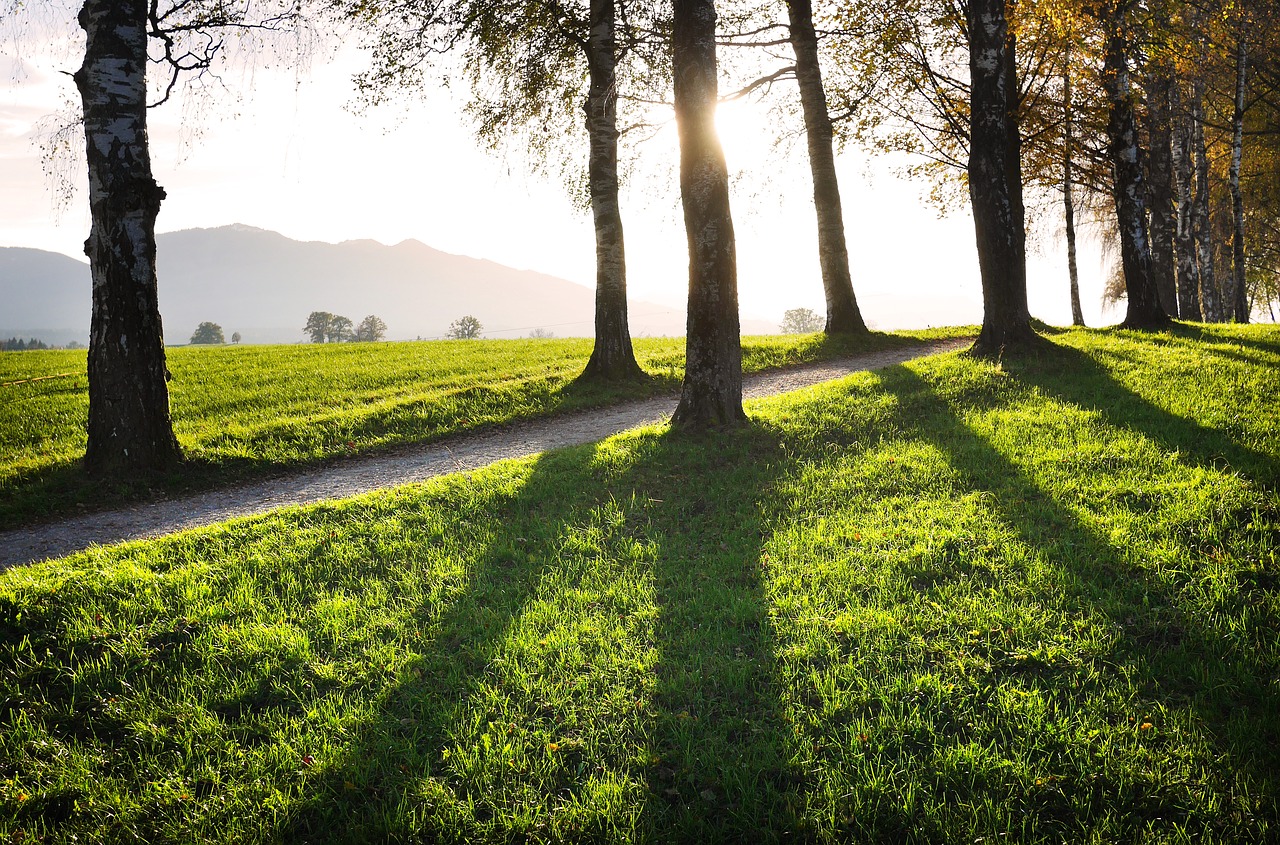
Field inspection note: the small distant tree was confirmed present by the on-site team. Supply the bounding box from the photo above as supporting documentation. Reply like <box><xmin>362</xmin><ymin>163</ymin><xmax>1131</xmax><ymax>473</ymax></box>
<box><xmin>327</xmin><ymin>315</ymin><xmax>354</xmax><ymax>343</ymax></box>
<box><xmin>304</xmin><ymin>311</ymin><xmax>334</xmax><ymax>343</ymax></box>
<box><xmin>352</xmin><ymin>315</ymin><xmax>387</xmax><ymax>342</ymax></box>
<box><xmin>780</xmin><ymin>308</ymin><xmax>824</xmax><ymax>334</ymax></box>
<box><xmin>189</xmin><ymin>322</ymin><xmax>225</xmax><ymax>345</ymax></box>
<box><xmin>446</xmin><ymin>315</ymin><xmax>483</xmax><ymax>339</ymax></box>
<box><xmin>231</xmin><ymin>331</ymin><xmax>242</xmax><ymax>344</ymax></box>
<box><xmin>528</xmin><ymin>328</ymin><xmax>555</xmax><ymax>339</ymax></box>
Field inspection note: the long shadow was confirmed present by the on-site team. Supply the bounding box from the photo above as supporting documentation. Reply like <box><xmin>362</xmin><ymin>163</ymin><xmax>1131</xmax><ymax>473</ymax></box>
<box><xmin>999</xmin><ymin>335</ymin><xmax>1279</xmax><ymax>486</ymax></box>
<box><xmin>1166</xmin><ymin>323</ymin><xmax>1280</xmax><ymax>359</ymax></box>
<box><xmin>271</xmin><ymin>445</ymin><xmax>632</xmax><ymax>842</ymax></box>
<box><xmin>272</xmin><ymin>423</ymin><xmax>802</xmax><ymax>842</ymax></box>
<box><xmin>633</xmin><ymin>425</ymin><xmax>805</xmax><ymax>842</ymax></box>
<box><xmin>874</xmin><ymin>362</ymin><xmax>1279</xmax><ymax>840</ymax></box>
<box><xmin>1154</xmin><ymin>328</ymin><xmax>1280</xmax><ymax>369</ymax></box>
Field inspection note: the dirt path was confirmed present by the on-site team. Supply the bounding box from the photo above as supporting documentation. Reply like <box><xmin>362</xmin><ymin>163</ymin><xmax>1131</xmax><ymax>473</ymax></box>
<box><xmin>0</xmin><ymin>339</ymin><xmax>966</xmax><ymax>569</ymax></box>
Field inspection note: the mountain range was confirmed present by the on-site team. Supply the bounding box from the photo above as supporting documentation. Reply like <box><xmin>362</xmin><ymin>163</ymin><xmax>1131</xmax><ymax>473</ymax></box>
<box><xmin>1</xmin><ymin>225</ymin><xmax>778</xmax><ymax>345</ymax></box>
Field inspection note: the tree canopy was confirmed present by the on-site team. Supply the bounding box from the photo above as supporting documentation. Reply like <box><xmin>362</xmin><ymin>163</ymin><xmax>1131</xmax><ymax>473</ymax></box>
<box><xmin>189</xmin><ymin>322</ymin><xmax>226</xmax><ymax>344</ymax></box>
<box><xmin>447</xmin><ymin>315</ymin><xmax>484</xmax><ymax>339</ymax></box>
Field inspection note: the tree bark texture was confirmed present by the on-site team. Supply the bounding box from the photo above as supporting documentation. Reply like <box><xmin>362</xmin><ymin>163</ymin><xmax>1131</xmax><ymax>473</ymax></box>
<box><xmin>965</xmin><ymin>0</ymin><xmax>1036</xmax><ymax>356</ymax></box>
<box><xmin>1101</xmin><ymin>8</ymin><xmax>1169</xmax><ymax>330</ymax></box>
<box><xmin>670</xmin><ymin>0</ymin><xmax>745</xmax><ymax>429</ymax></box>
<box><xmin>1229</xmin><ymin>35</ymin><xmax>1249</xmax><ymax>323</ymax></box>
<box><xmin>1142</xmin><ymin>71</ymin><xmax>1178</xmax><ymax>316</ymax></box>
<box><xmin>1192</xmin><ymin>76</ymin><xmax>1221</xmax><ymax>321</ymax></box>
<box><xmin>1171</xmin><ymin>81</ymin><xmax>1202</xmax><ymax>319</ymax></box>
<box><xmin>578</xmin><ymin>0</ymin><xmax>646</xmax><ymax>382</ymax></box>
<box><xmin>1063</xmin><ymin>63</ymin><xmax>1085</xmax><ymax>326</ymax></box>
<box><xmin>785</xmin><ymin>0</ymin><xmax>867</xmax><ymax>335</ymax></box>
<box><xmin>75</xmin><ymin>0</ymin><xmax>182</xmax><ymax>474</ymax></box>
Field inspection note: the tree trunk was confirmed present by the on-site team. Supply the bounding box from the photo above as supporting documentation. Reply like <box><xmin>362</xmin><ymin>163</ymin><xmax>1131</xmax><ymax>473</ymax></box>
<box><xmin>1064</xmin><ymin>164</ymin><xmax>1084</xmax><ymax>327</ymax></box>
<box><xmin>965</xmin><ymin>0</ymin><xmax>1037</xmax><ymax>357</ymax></box>
<box><xmin>578</xmin><ymin>0</ymin><xmax>646</xmax><ymax>382</ymax></box>
<box><xmin>1102</xmin><ymin>6</ymin><xmax>1169</xmax><ymax>330</ymax></box>
<box><xmin>1192</xmin><ymin>75</ymin><xmax>1221</xmax><ymax>321</ymax></box>
<box><xmin>785</xmin><ymin>0</ymin><xmax>867</xmax><ymax>335</ymax></box>
<box><xmin>75</xmin><ymin>0</ymin><xmax>182</xmax><ymax>475</ymax></box>
<box><xmin>1229</xmin><ymin>34</ymin><xmax>1249</xmax><ymax>323</ymax></box>
<box><xmin>1143</xmin><ymin>71</ymin><xmax>1178</xmax><ymax>316</ymax></box>
<box><xmin>670</xmin><ymin>0</ymin><xmax>745</xmax><ymax>429</ymax></box>
<box><xmin>1171</xmin><ymin>80</ymin><xmax>1202</xmax><ymax>319</ymax></box>
<box><xmin>1063</xmin><ymin>62</ymin><xmax>1085</xmax><ymax>326</ymax></box>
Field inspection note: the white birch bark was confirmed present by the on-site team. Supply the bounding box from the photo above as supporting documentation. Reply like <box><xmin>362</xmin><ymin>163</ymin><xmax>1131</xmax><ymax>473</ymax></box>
<box><xmin>1171</xmin><ymin>81</ymin><xmax>1202</xmax><ymax>319</ymax></box>
<box><xmin>75</xmin><ymin>0</ymin><xmax>182</xmax><ymax>473</ymax></box>
<box><xmin>1229</xmin><ymin>35</ymin><xmax>1249</xmax><ymax>322</ymax></box>
<box><xmin>1192</xmin><ymin>75</ymin><xmax>1221</xmax><ymax>321</ymax></box>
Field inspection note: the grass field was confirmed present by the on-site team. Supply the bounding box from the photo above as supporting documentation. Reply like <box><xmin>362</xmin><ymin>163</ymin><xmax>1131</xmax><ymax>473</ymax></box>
<box><xmin>0</xmin><ymin>331</ymin><xmax>939</xmax><ymax>529</ymax></box>
<box><xmin>1</xmin><ymin>324</ymin><xmax>1277</xmax><ymax>843</ymax></box>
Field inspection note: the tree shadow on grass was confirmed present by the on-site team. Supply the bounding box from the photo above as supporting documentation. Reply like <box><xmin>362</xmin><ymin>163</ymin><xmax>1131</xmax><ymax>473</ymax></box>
<box><xmin>271</xmin><ymin>445</ymin><xmax>636</xmax><ymax>843</ymax></box>
<box><xmin>1165</xmin><ymin>323</ymin><xmax>1280</xmax><ymax>359</ymax></box>
<box><xmin>874</xmin><ymin>362</ymin><xmax>1280</xmax><ymax>840</ymax></box>
<box><xmin>999</xmin><ymin>336</ymin><xmax>1279</xmax><ymax>486</ymax></box>
<box><xmin>273</xmin><ymin>423</ymin><xmax>802</xmax><ymax>843</ymax></box>
<box><xmin>633</xmin><ymin>426</ymin><xmax>808</xmax><ymax>843</ymax></box>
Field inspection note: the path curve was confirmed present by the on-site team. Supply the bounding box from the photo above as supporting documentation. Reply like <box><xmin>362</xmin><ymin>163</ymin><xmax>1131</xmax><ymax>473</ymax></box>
<box><xmin>0</xmin><ymin>339</ymin><xmax>966</xmax><ymax>569</ymax></box>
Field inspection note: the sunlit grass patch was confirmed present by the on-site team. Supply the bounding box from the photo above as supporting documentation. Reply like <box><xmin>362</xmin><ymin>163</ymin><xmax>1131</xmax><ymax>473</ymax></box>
<box><xmin>0</xmin><ymin>330</ymin><xmax>935</xmax><ymax>528</ymax></box>
<box><xmin>1</xmin><ymin>324</ymin><xmax>1278</xmax><ymax>842</ymax></box>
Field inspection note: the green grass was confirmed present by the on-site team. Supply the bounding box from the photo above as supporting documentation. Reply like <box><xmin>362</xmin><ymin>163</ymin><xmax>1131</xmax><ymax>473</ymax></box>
<box><xmin>2</xmin><ymin>323</ymin><xmax>1278</xmax><ymax>843</ymax></box>
<box><xmin>0</xmin><ymin>331</ymin><xmax>944</xmax><ymax>529</ymax></box>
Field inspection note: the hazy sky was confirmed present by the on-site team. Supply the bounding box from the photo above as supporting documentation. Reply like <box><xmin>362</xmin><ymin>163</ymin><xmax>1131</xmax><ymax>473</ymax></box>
<box><xmin>0</xmin><ymin>11</ymin><xmax>1116</xmax><ymax>330</ymax></box>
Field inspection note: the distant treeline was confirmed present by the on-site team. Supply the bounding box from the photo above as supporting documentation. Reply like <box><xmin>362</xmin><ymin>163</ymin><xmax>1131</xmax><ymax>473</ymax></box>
<box><xmin>1</xmin><ymin>338</ymin><xmax>51</xmax><ymax>351</ymax></box>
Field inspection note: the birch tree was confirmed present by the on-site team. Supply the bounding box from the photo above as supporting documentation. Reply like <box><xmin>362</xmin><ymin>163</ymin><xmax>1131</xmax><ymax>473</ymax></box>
<box><xmin>1171</xmin><ymin>78</ymin><xmax>1203</xmax><ymax>318</ymax></box>
<box><xmin>965</xmin><ymin>0</ymin><xmax>1039</xmax><ymax>355</ymax></box>
<box><xmin>1227</xmin><ymin>30</ymin><xmax>1249</xmax><ymax>322</ymax></box>
<box><xmin>1062</xmin><ymin>58</ymin><xmax>1085</xmax><ymax>325</ymax></box>
<box><xmin>76</xmin><ymin>0</ymin><xmax>181</xmax><ymax>473</ymax></box>
<box><xmin>1144</xmin><ymin>70</ymin><xmax>1179</xmax><ymax>316</ymax></box>
<box><xmin>1191</xmin><ymin>54</ymin><xmax>1223</xmax><ymax>320</ymax></box>
<box><xmin>783</xmin><ymin>0</ymin><xmax>868</xmax><ymax>334</ymax></box>
<box><xmin>669</xmin><ymin>0</ymin><xmax>745</xmax><ymax>427</ymax></box>
<box><xmin>337</xmin><ymin>0</ymin><xmax>662</xmax><ymax>382</ymax></box>
<box><xmin>1098</xmin><ymin>0</ymin><xmax>1169</xmax><ymax>329</ymax></box>
<box><xmin>823</xmin><ymin>0</ymin><xmax>1108</xmax><ymax>339</ymax></box>
<box><xmin>69</xmin><ymin>0</ymin><xmax>302</xmax><ymax>474</ymax></box>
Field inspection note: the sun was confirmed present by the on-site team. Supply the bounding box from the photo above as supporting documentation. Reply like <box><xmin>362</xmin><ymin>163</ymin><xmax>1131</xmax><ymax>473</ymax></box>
<box><xmin>714</xmin><ymin>98</ymin><xmax>775</xmax><ymax>169</ymax></box>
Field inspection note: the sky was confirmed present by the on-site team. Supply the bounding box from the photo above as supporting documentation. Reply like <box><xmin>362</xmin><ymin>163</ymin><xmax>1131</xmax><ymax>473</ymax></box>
<box><xmin>0</xmin><ymin>9</ymin><xmax>1117</xmax><ymax>332</ymax></box>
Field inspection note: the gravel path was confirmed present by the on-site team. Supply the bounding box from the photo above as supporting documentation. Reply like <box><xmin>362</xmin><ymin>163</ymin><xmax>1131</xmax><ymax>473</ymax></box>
<box><xmin>0</xmin><ymin>339</ymin><xmax>966</xmax><ymax>569</ymax></box>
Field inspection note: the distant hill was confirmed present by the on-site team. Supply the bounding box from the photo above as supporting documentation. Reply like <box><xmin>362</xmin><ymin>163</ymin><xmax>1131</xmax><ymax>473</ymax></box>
<box><xmin>0</xmin><ymin>247</ymin><xmax>92</xmax><ymax>347</ymax></box>
<box><xmin>0</xmin><ymin>225</ymin><xmax>777</xmax><ymax>344</ymax></box>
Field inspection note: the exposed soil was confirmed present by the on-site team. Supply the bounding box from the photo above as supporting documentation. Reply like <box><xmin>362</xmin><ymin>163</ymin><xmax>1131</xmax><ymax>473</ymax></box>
<box><xmin>0</xmin><ymin>339</ymin><xmax>967</xmax><ymax>569</ymax></box>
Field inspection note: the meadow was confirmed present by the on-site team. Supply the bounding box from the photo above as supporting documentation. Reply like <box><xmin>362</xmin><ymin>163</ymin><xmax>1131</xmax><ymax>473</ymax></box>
<box><xmin>1</xmin><ymin>324</ymin><xmax>1277</xmax><ymax>843</ymax></box>
<box><xmin>0</xmin><ymin>331</ymin><xmax>930</xmax><ymax>528</ymax></box>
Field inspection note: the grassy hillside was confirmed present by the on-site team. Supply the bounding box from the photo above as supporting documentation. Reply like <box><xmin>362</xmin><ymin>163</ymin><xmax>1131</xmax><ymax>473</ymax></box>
<box><xmin>0</xmin><ymin>332</ymin><xmax>934</xmax><ymax>528</ymax></box>
<box><xmin>1</xmin><ymin>325</ymin><xmax>1277</xmax><ymax>843</ymax></box>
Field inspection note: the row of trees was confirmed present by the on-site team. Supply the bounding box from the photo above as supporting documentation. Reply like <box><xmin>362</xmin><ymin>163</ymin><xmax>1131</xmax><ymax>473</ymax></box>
<box><xmin>0</xmin><ymin>338</ymin><xmax>52</xmax><ymax>351</ymax></box>
<box><xmin>34</xmin><ymin>0</ymin><xmax>1280</xmax><ymax>476</ymax></box>
<box><xmin>820</xmin><ymin>0</ymin><xmax>1280</xmax><ymax>327</ymax></box>
<box><xmin>303</xmin><ymin>312</ymin><xmax>388</xmax><ymax>343</ymax></box>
